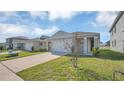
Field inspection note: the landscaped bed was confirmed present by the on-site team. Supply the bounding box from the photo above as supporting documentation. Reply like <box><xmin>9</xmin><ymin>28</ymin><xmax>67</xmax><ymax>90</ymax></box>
<box><xmin>0</xmin><ymin>51</ymin><xmax>47</xmax><ymax>61</ymax></box>
<box><xmin>17</xmin><ymin>49</ymin><xmax>124</xmax><ymax>81</ymax></box>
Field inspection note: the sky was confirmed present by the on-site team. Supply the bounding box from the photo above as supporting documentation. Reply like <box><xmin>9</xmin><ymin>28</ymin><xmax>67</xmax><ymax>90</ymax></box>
<box><xmin>0</xmin><ymin>11</ymin><xmax>118</xmax><ymax>43</ymax></box>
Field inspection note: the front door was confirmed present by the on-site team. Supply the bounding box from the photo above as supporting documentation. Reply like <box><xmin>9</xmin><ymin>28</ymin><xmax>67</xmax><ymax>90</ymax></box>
<box><xmin>87</xmin><ymin>37</ymin><xmax>94</xmax><ymax>53</ymax></box>
<box><xmin>48</xmin><ymin>42</ymin><xmax>51</xmax><ymax>51</ymax></box>
<box><xmin>90</xmin><ymin>38</ymin><xmax>94</xmax><ymax>51</ymax></box>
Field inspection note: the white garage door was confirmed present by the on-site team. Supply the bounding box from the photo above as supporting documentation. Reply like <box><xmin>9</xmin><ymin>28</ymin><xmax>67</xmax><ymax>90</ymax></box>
<box><xmin>24</xmin><ymin>42</ymin><xmax>33</xmax><ymax>51</ymax></box>
<box><xmin>51</xmin><ymin>39</ymin><xmax>72</xmax><ymax>53</ymax></box>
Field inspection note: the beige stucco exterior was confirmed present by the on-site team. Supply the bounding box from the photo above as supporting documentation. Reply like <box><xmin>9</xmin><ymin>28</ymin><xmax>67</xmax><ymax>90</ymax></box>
<box><xmin>6</xmin><ymin>38</ymin><xmax>48</xmax><ymax>51</ymax></box>
<box><xmin>49</xmin><ymin>31</ymin><xmax>100</xmax><ymax>55</ymax></box>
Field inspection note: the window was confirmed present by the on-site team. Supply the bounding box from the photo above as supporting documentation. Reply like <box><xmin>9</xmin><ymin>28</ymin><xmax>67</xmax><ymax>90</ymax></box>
<box><xmin>113</xmin><ymin>27</ymin><xmax>116</xmax><ymax>33</ymax></box>
<box><xmin>121</xmin><ymin>28</ymin><xmax>124</xmax><ymax>32</ymax></box>
<box><xmin>112</xmin><ymin>31</ymin><xmax>113</xmax><ymax>36</ymax></box>
<box><xmin>112</xmin><ymin>40</ymin><xmax>116</xmax><ymax>47</ymax></box>
<box><xmin>114</xmin><ymin>40</ymin><xmax>116</xmax><ymax>47</ymax></box>
<box><xmin>112</xmin><ymin>41</ymin><xmax>113</xmax><ymax>47</ymax></box>
<box><xmin>40</xmin><ymin>43</ymin><xmax>43</xmax><ymax>46</ymax></box>
<box><xmin>114</xmin><ymin>26</ymin><xmax>116</xmax><ymax>33</ymax></box>
<box><xmin>112</xmin><ymin>27</ymin><xmax>116</xmax><ymax>34</ymax></box>
<box><xmin>120</xmin><ymin>24</ymin><xmax>124</xmax><ymax>32</ymax></box>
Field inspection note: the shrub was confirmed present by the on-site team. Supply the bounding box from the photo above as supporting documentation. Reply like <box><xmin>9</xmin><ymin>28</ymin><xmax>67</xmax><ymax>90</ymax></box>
<box><xmin>6</xmin><ymin>53</ymin><xmax>19</xmax><ymax>58</ymax></box>
<box><xmin>39</xmin><ymin>48</ymin><xmax>47</xmax><ymax>52</ymax></box>
<box><xmin>92</xmin><ymin>47</ymin><xmax>99</xmax><ymax>56</ymax></box>
<box><xmin>31</xmin><ymin>46</ymin><xmax>34</xmax><ymax>51</ymax></box>
<box><xmin>0</xmin><ymin>46</ymin><xmax>3</xmax><ymax>51</ymax></box>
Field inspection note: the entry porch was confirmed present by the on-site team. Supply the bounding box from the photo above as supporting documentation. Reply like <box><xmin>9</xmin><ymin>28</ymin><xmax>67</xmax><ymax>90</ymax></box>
<box><xmin>73</xmin><ymin>33</ymin><xmax>99</xmax><ymax>56</ymax></box>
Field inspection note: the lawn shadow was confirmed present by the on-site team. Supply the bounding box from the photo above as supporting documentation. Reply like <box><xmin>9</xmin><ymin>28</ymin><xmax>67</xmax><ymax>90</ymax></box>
<box><xmin>65</xmin><ymin>49</ymin><xmax>124</xmax><ymax>61</ymax></box>
<box><xmin>76</xmin><ymin>67</ymin><xmax>109</xmax><ymax>80</ymax></box>
<box><xmin>97</xmin><ymin>49</ymin><xmax>124</xmax><ymax>61</ymax></box>
<box><xmin>65</xmin><ymin>54</ymin><xmax>93</xmax><ymax>58</ymax></box>
<box><xmin>51</xmin><ymin>52</ymin><xmax>68</xmax><ymax>56</ymax></box>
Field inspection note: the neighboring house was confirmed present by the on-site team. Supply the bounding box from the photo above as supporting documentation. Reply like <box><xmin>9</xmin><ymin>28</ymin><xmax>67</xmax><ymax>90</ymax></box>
<box><xmin>0</xmin><ymin>43</ymin><xmax>6</xmax><ymax>47</ymax></box>
<box><xmin>109</xmin><ymin>11</ymin><xmax>124</xmax><ymax>53</ymax></box>
<box><xmin>49</xmin><ymin>31</ymin><xmax>100</xmax><ymax>55</ymax></box>
<box><xmin>0</xmin><ymin>43</ymin><xmax>6</xmax><ymax>51</ymax></box>
<box><xmin>6</xmin><ymin>36</ymin><xmax>49</xmax><ymax>51</ymax></box>
<box><xmin>100</xmin><ymin>42</ymin><xmax>105</xmax><ymax>48</ymax></box>
<box><xmin>105</xmin><ymin>41</ymin><xmax>110</xmax><ymax>47</ymax></box>
<box><xmin>100</xmin><ymin>41</ymin><xmax>110</xmax><ymax>49</ymax></box>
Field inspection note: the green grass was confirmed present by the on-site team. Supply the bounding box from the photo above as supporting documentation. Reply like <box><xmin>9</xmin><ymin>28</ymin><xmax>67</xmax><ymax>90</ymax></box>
<box><xmin>98</xmin><ymin>49</ymin><xmax>124</xmax><ymax>60</ymax></box>
<box><xmin>0</xmin><ymin>49</ymin><xmax>8</xmax><ymax>52</ymax></box>
<box><xmin>0</xmin><ymin>51</ymin><xmax>47</xmax><ymax>61</ymax></box>
<box><xmin>17</xmin><ymin>49</ymin><xmax>124</xmax><ymax>81</ymax></box>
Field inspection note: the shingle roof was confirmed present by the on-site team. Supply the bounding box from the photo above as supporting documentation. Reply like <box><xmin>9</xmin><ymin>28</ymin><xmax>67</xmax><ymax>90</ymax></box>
<box><xmin>109</xmin><ymin>11</ymin><xmax>124</xmax><ymax>32</ymax></box>
<box><xmin>7</xmin><ymin>36</ymin><xmax>29</xmax><ymax>40</ymax></box>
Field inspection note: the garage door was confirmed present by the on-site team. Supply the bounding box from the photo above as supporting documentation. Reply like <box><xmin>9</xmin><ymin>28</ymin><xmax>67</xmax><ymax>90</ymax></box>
<box><xmin>51</xmin><ymin>39</ymin><xmax>70</xmax><ymax>53</ymax></box>
<box><xmin>25</xmin><ymin>43</ymin><xmax>33</xmax><ymax>51</ymax></box>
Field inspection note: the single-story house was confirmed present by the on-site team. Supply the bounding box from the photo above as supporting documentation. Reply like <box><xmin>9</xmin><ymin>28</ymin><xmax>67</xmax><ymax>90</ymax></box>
<box><xmin>49</xmin><ymin>31</ymin><xmax>100</xmax><ymax>55</ymax></box>
<box><xmin>6</xmin><ymin>31</ymin><xmax>100</xmax><ymax>55</ymax></box>
<box><xmin>0</xmin><ymin>43</ymin><xmax>6</xmax><ymax>47</ymax></box>
<box><xmin>6</xmin><ymin>36</ymin><xmax>50</xmax><ymax>51</ymax></box>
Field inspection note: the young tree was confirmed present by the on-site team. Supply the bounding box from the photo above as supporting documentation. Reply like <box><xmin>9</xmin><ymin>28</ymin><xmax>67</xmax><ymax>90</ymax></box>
<box><xmin>63</xmin><ymin>39</ymin><xmax>78</xmax><ymax>68</ymax></box>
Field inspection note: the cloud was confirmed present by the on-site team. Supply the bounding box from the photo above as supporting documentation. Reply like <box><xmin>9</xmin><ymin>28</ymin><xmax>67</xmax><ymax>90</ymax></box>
<box><xmin>89</xmin><ymin>22</ymin><xmax>97</xmax><ymax>27</ymax></box>
<box><xmin>32</xmin><ymin>26</ymin><xmax>59</xmax><ymax>36</ymax></box>
<box><xmin>0</xmin><ymin>11</ymin><xmax>17</xmax><ymax>17</ymax></box>
<box><xmin>0</xmin><ymin>23</ymin><xmax>29</xmax><ymax>37</ymax></box>
<box><xmin>0</xmin><ymin>23</ymin><xmax>59</xmax><ymax>42</ymax></box>
<box><xmin>0</xmin><ymin>12</ymin><xmax>18</xmax><ymax>22</ymax></box>
<box><xmin>28</xmin><ymin>11</ymin><xmax>84</xmax><ymax>21</ymax></box>
<box><xmin>48</xmin><ymin>11</ymin><xmax>83</xmax><ymax>21</ymax></box>
<box><xmin>29</xmin><ymin>11</ymin><xmax>48</xmax><ymax>19</ymax></box>
<box><xmin>91</xmin><ymin>11</ymin><xmax>118</xmax><ymax>27</ymax></box>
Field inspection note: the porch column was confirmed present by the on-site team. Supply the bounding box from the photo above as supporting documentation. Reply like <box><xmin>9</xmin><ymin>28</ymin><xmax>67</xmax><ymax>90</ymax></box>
<box><xmin>94</xmin><ymin>36</ymin><xmax>98</xmax><ymax>48</ymax></box>
<box><xmin>83</xmin><ymin>37</ymin><xmax>87</xmax><ymax>54</ymax></box>
<box><xmin>46</xmin><ymin>41</ymin><xmax>49</xmax><ymax>51</ymax></box>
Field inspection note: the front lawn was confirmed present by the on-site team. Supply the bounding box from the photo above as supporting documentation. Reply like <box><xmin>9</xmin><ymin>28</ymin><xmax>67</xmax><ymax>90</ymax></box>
<box><xmin>0</xmin><ymin>49</ymin><xmax>8</xmax><ymax>53</ymax></box>
<box><xmin>17</xmin><ymin>49</ymin><xmax>124</xmax><ymax>81</ymax></box>
<box><xmin>0</xmin><ymin>51</ymin><xmax>47</xmax><ymax>61</ymax></box>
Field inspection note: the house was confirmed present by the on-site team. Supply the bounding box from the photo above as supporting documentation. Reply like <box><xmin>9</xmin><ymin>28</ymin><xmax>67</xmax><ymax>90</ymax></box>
<box><xmin>6</xmin><ymin>31</ymin><xmax>100</xmax><ymax>55</ymax></box>
<box><xmin>105</xmin><ymin>41</ymin><xmax>110</xmax><ymax>47</ymax></box>
<box><xmin>0</xmin><ymin>42</ymin><xmax>6</xmax><ymax>51</ymax></box>
<box><xmin>0</xmin><ymin>43</ymin><xmax>6</xmax><ymax>48</ymax></box>
<box><xmin>49</xmin><ymin>31</ymin><xmax>100</xmax><ymax>55</ymax></box>
<box><xmin>109</xmin><ymin>11</ymin><xmax>124</xmax><ymax>53</ymax></box>
<box><xmin>100</xmin><ymin>42</ymin><xmax>106</xmax><ymax>48</ymax></box>
<box><xmin>6</xmin><ymin>36</ymin><xmax>49</xmax><ymax>51</ymax></box>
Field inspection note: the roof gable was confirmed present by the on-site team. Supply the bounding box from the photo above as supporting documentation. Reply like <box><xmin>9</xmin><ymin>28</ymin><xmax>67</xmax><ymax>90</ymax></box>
<box><xmin>49</xmin><ymin>31</ymin><xmax>73</xmax><ymax>39</ymax></box>
<box><xmin>52</xmin><ymin>31</ymin><xmax>70</xmax><ymax>37</ymax></box>
<box><xmin>7</xmin><ymin>36</ymin><xmax>29</xmax><ymax>40</ymax></box>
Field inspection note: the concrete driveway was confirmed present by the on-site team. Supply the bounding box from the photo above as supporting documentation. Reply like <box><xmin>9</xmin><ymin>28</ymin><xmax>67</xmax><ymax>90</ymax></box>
<box><xmin>1</xmin><ymin>52</ymin><xmax>60</xmax><ymax>73</ymax></box>
<box><xmin>0</xmin><ymin>64</ymin><xmax>23</xmax><ymax>81</ymax></box>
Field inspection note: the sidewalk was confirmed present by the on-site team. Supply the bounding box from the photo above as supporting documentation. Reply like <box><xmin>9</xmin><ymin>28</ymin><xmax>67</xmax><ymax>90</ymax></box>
<box><xmin>0</xmin><ymin>64</ymin><xmax>23</xmax><ymax>81</ymax></box>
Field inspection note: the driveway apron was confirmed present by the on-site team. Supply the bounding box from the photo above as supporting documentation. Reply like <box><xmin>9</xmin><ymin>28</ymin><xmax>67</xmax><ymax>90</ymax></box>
<box><xmin>0</xmin><ymin>63</ymin><xmax>23</xmax><ymax>81</ymax></box>
<box><xmin>1</xmin><ymin>53</ymin><xmax>60</xmax><ymax>73</ymax></box>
